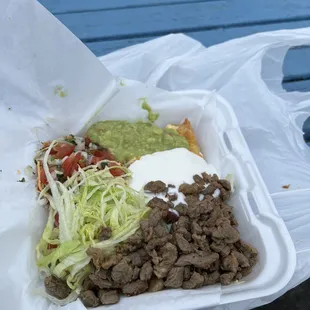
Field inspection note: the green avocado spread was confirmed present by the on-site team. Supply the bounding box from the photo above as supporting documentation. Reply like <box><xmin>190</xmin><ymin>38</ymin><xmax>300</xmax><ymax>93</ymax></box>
<box><xmin>141</xmin><ymin>99</ymin><xmax>159</xmax><ymax>122</ymax></box>
<box><xmin>87</xmin><ymin>120</ymin><xmax>189</xmax><ymax>162</ymax></box>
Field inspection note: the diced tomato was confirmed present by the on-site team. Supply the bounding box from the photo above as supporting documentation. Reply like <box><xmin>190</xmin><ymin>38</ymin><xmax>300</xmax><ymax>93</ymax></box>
<box><xmin>47</xmin><ymin>244</ymin><xmax>58</xmax><ymax>250</ymax></box>
<box><xmin>91</xmin><ymin>149</ymin><xmax>115</xmax><ymax>159</ymax></box>
<box><xmin>39</xmin><ymin>165</ymin><xmax>55</xmax><ymax>185</ymax></box>
<box><xmin>90</xmin><ymin>149</ymin><xmax>115</xmax><ymax>164</ymax></box>
<box><xmin>62</xmin><ymin>152</ymin><xmax>84</xmax><ymax>178</ymax></box>
<box><xmin>78</xmin><ymin>158</ymin><xmax>87</xmax><ymax>168</ymax></box>
<box><xmin>39</xmin><ymin>167</ymin><xmax>48</xmax><ymax>185</ymax></box>
<box><xmin>108</xmin><ymin>162</ymin><xmax>125</xmax><ymax>177</ymax></box>
<box><xmin>54</xmin><ymin>213</ymin><xmax>59</xmax><ymax>227</ymax></box>
<box><xmin>52</xmin><ymin>143</ymin><xmax>75</xmax><ymax>159</ymax></box>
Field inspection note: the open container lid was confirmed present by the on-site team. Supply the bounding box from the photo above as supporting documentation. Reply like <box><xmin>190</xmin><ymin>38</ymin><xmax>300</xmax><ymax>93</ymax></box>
<box><xmin>0</xmin><ymin>0</ymin><xmax>117</xmax><ymax>138</ymax></box>
<box><xmin>0</xmin><ymin>1</ymin><xmax>296</xmax><ymax>310</ymax></box>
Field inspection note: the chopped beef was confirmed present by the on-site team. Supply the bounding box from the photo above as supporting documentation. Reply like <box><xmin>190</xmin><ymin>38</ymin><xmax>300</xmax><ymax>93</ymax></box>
<box><xmin>185</xmin><ymin>195</ymin><xmax>200</xmax><ymax>207</ymax></box>
<box><xmin>111</xmin><ymin>259</ymin><xmax>133</xmax><ymax>285</ymax></box>
<box><xmin>82</xmin><ymin>278</ymin><xmax>96</xmax><ymax>291</ymax></box>
<box><xmin>216</xmin><ymin>216</ymin><xmax>231</xmax><ymax>227</ymax></box>
<box><xmin>203</xmin><ymin>271</ymin><xmax>220</xmax><ymax>285</ymax></box>
<box><xmin>192</xmin><ymin>234</ymin><xmax>210</xmax><ymax>252</ymax></box>
<box><xmin>148</xmin><ymin>277</ymin><xmax>165</xmax><ymax>292</ymax></box>
<box><xmin>240</xmin><ymin>266</ymin><xmax>253</xmax><ymax>277</ymax></box>
<box><xmin>221</xmin><ymin>203</ymin><xmax>233</xmax><ymax>217</ymax></box>
<box><xmin>203</xmin><ymin>226</ymin><xmax>216</xmax><ymax>236</ymax></box>
<box><xmin>87</xmin><ymin>248</ymin><xmax>122</xmax><ymax>270</ymax></box>
<box><xmin>183</xmin><ymin>266</ymin><xmax>192</xmax><ymax>281</ymax></box>
<box><xmin>80</xmin><ymin>290</ymin><xmax>100</xmax><ymax>307</ymax></box>
<box><xmin>220</xmin><ymin>272</ymin><xmax>235</xmax><ymax>285</ymax></box>
<box><xmin>204</xmin><ymin>206</ymin><xmax>222</xmax><ymax>227</ymax></box>
<box><xmin>193</xmin><ymin>174</ymin><xmax>205</xmax><ymax>186</ymax></box>
<box><xmin>98</xmin><ymin>290</ymin><xmax>119</xmax><ymax>305</ymax></box>
<box><xmin>201</xmin><ymin>172</ymin><xmax>211</xmax><ymax>183</ymax></box>
<box><xmin>197</xmin><ymin>199</ymin><xmax>214</xmax><ymax>214</ymax></box>
<box><xmin>132</xmin><ymin>266</ymin><xmax>141</xmax><ymax>280</ymax></box>
<box><xmin>175</xmin><ymin>233</ymin><xmax>193</xmax><ymax>254</ymax></box>
<box><xmin>149</xmin><ymin>249</ymin><xmax>160</xmax><ymax>265</ymax></box>
<box><xmin>166</xmin><ymin>193</ymin><xmax>178</xmax><ymax>201</ymax></box>
<box><xmin>187</xmin><ymin>205</ymin><xmax>201</xmax><ymax>219</ymax></box>
<box><xmin>126</xmin><ymin>230</ymin><xmax>144</xmax><ymax>248</ymax></box>
<box><xmin>221</xmin><ymin>254</ymin><xmax>239</xmax><ymax>273</ymax></box>
<box><xmin>230</xmin><ymin>213</ymin><xmax>239</xmax><ymax>226</ymax></box>
<box><xmin>145</xmin><ymin>235</ymin><xmax>172</xmax><ymax>252</ymax></box>
<box><xmin>44</xmin><ymin>276</ymin><xmax>71</xmax><ymax>300</ymax></box>
<box><xmin>78</xmin><ymin>173</ymin><xmax>258</xmax><ymax>306</ymax></box>
<box><xmin>98</xmin><ymin>226</ymin><xmax>112</xmax><ymax>241</ymax></box>
<box><xmin>144</xmin><ymin>181</ymin><xmax>167</xmax><ymax>193</ymax></box>
<box><xmin>232</xmin><ymin>250</ymin><xmax>250</xmax><ymax>267</ymax></box>
<box><xmin>179</xmin><ymin>183</ymin><xmax>202</xmax><ymax>195</ymax></box>
<box><xmin>175</xmin><ymin>203</ymin><xmax>188</xmax><ymax>216</ymax></box>
<box><xmin>220</xmin><ymin>188</ymin><xmax>230</xmax><ymax>201</ymax></box>
<box><xmin>140</xmin><ymin>261</ymin><xmax>153</xmax><ymax>281</ymax></box>
<box><xmin>130</xmin><ymin>248</ymin><xmax>149</xmax><ymax>267</ymax></box>
<box><xmin>148</xmin><ymin>208</ymin><xmax>163</xmax><ymax>227</ymax></box>
<box><xmin>153</xmin><ymin>243</ymin><xmax>178</xmax><ymax>278</ymax></box>
<box><xmin>209</xmin><ymin>259</ymin><xmax>220</xmax><ymax>272</ymax></box>
<box><xmin>101</xmin><ymin>254</ymin><xmax>122</xmax><ymax>270</ymax></box>
<box><xmin>140</xmin><ymin>219</ymin><xmax>153</xmax><ymax>241</ymax></box>
<box><xmin>212</xmin><ymin>223</ymin><xmax>240</xmax><ymax>244</ymax></box>
<box><xmin>87</xmin><ymin>248</ymin><xmax>104</xmax><ymax>269</ymax></box>
<box><xmin>176</xmin><ymin>227</ymin><xmax>192</xmax><ymax>242</ymax></box>
<box><xmin>172</xmin><ymin>216</ymin><xmax>190</xmax><ymax>231</ymax></box>
<box><xmin>154</xmin><ymin>224</ymin><xmax>168</xmax><ymax>237</ymax></box>
<box><xmin>234</xmin><ymin>272</ymin><xmax>243</xmax><ymax>281</ymax></box>
<box><xmin>204</xmin><ymin>184</ymin><xmax>218</xmax><ymax>196</ymax></box>
<box><xmin>176</xmin><ymin>252</ymin><xmax>219</xmax><ymax>269</ymax></box>
<box><xmin>147</xmin><ymin>197</ymin><xmax>171</xmax><ymax>211</ymax></box>
<box><xmin>165</xmin><ymin>267</ymin><xmax>184</xmax><ymax>288</ymax></box>
<box><xmin>210</xmin><ymin>241</ymin><xmax>231</xmax><ymax>257</ymax></box>
<box><xmin>219</xmin><ymin>179</ymin><xmax>231</xmax><ymax>191</ymax></box>
<box><xmin>89</xmin><ymin>271</ymin><xmax>113</xmax><ymax>289</ymax></box>
<box><xmin>122</xmin><ymin>280</ymin><xmax>148</xmax><ymax>296</ymax></box>
<box><xmin>182</xmin><ymin>272</ymin><xmax>204</xmax><ymax>289</ymax></box>
<box><xmin>236</xmin><ymin>240</ymin><xmax>258</xmax><ymax>266</ymax></box>
<box><xmin>210</xmin><ymin>174</ymin><xmax>219</xmax><ymax>182</ymax></box>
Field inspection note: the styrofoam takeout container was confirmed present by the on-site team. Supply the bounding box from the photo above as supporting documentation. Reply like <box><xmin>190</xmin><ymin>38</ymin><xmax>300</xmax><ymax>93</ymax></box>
<box><xmin>0</xmin><ymin>2</ymin><xmax>295</xmax><ymax>309</ymax></box>
<box><xmin>3</xmin><ymin>76</ymin><xmax>295</xmax><ymax>310</ymax></box>
<box><xmin>81</xmin><ymin>81</ymin><xmax>296</xmax><ymax>310</ymax></box>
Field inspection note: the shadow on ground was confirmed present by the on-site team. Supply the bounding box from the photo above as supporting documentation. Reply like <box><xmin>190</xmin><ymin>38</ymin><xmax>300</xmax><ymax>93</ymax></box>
<box><xmin>256</xmin><ymin>279</ymin><xmax>310</xmax><ymax>310</ymax></box>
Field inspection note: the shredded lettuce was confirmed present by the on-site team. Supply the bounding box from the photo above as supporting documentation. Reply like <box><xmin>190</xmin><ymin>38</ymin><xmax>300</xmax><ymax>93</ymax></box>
<box><xmin>36</xmin><ymin>140</ymin><xmax>149</xmax><ymax>298</ymax></box>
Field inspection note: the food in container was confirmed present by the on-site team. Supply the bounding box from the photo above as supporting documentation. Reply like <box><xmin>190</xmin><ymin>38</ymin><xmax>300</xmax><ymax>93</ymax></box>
<box><xmin>34</xmin><ymin>111</ymin><xmax>258</xmax><ymax>307</ymax></box>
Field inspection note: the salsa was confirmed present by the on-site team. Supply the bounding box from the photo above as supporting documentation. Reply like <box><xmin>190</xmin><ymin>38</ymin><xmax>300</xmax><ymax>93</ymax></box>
<box><xmin>87</xmin><ymin>120</ymin><xmax>189</xmax><ymax>162</ymax></box>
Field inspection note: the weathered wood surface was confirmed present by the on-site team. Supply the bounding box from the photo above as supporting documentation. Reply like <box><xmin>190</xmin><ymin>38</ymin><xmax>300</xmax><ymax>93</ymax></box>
<box><xmin>39</xmin><ymin>0</ymin><xmax>310</xmax><ymax>92</ymax></box>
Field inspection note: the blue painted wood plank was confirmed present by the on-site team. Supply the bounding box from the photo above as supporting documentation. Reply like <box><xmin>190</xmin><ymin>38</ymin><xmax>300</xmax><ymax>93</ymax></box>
<box><xmin>283</xmin><ymin>47</ymin><xmax>310</xmax><ymax>81</ymax></box>
<box><xmin>86</xmin><ymin>20</ymin><xmax>310</xmax><ymax>83</ymax></box>
<box><xmin>283</xmin><ymin>79</ymin><xmax>310</xmax><ymax>92</ymax></box>
<box><xmin>53</xmin><ymin>0</ymin><xmax>310</xmax><ymax>42</ymax></box>
<box><xmin>86</xmin><ymin>19</ymin><xmax>310</xmax><ymax>56</ymax></box>
<box><xmin>40</xmin><ymin>0</ymin><xmax>218</xmax><ymax>14</ymax></box>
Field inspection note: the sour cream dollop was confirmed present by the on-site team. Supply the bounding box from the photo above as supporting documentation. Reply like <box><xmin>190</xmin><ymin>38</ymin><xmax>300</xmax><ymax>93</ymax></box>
<box><xmin>129</xmin><ymin>148</ymin><xmax>218</xmax><ymax>205</ymax></box>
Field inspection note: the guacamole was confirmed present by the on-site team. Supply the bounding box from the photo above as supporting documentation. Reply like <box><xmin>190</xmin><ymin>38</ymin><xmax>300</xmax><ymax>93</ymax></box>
<box><xmin>87</xmin><ymin>121</ymin><xmax>189</xmax><ymax>162</ymax></box>
<box><xmin>141</xmin><ymin>99</ymin><xmax>159</xmax><ymax>122</ymax></box>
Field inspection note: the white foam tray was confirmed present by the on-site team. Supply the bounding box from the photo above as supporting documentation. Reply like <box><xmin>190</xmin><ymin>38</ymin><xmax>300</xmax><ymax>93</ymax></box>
<box><xmin>85</xmin><ymin>81</ymin><xmax>296</xmax><ymax>310</ymax></box>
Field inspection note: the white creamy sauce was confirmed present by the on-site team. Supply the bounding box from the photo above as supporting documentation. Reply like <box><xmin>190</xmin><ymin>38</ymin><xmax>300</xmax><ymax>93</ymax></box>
<box><xmin>129</xmin><ymin>148</ymin><xmax>219</xmax><ymax>206</ymax></box>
